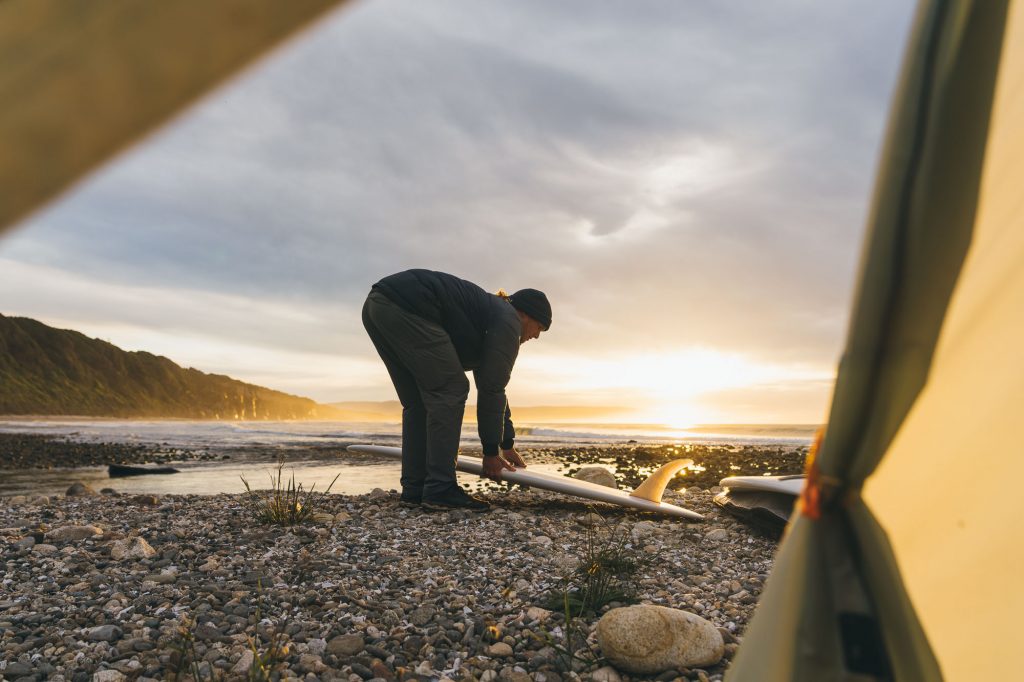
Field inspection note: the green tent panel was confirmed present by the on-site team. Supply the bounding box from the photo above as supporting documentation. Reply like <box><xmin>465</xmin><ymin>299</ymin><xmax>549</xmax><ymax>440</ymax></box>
<box><xmin>729</xmin><ymin>1</ymin><xmax>1017</xmax><ymax>680</ymax></box>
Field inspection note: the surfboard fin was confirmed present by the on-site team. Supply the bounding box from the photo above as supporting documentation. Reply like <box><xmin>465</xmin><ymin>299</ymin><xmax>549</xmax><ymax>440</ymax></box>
<box><xmin>629</xmin><ymin>458</ymin><xmax>693</xmax><ymax>503</ymax></box>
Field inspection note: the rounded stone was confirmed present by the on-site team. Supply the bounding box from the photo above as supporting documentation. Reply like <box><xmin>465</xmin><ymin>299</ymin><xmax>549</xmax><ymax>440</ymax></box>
<box><xmin>85</xmin><ymin>625</ymin><xmax>123</xmax><ymax>643</ymax></box>
<box><xmin>488</xmin><ymin>642</ymin><xmax>514</xmax><ymax>657</ymax></box>
<box><xmin>573</xmin><ymin>467</ymin><xmax>617</xmax><ymax>489</ymax></box>
<box><xmin>596</xmin><ymin>605</ymin><xmax>724</xmax><ymax>674</ymax></box>
<box><xmin>326</xmin><ymin>633</ymin><xmax>365</xmax><ymax>657</ymax></box>
<box><xmin>65</xmin><ymin>483</ymin><xmax>98</xmax><ymax>497</ymax></box>
<box><xmin>46</xmin><ymin>525</ymin><xmax>103</xmax><ymax>542</ymax></box>
<box><xmin>704</xmin><ymin>529</ymin><xmax>729</xmax><ymax>542</ymax></box>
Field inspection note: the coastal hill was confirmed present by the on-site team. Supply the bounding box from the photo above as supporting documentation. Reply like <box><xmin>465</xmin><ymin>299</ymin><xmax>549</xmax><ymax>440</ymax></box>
<box><xmin>0</xmin><ymin>314</ymin><xmax>338</xmax><ymax>419</ymax></box>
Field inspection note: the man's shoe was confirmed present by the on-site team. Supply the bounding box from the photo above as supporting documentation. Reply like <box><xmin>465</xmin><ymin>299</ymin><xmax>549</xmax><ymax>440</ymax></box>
<box><xmin>399</xmin><ymin>490</ymin><xmax>422</xmax><ymax>508</ymax></box>
<box><xmin>422</xmin><ymin>487</ymin><xmax>490</xmax><ymax>513</ymax></box>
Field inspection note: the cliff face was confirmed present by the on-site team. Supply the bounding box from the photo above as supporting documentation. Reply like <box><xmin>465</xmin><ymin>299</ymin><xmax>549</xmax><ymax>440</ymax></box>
<box><xmin>0</xmin><ymin>314</ymin><xmax>331</xmax><ymax>419</ymax></box>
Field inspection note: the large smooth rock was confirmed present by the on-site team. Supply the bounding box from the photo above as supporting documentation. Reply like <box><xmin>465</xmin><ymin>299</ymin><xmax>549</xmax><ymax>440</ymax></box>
<box><xmin>596</xmin><ymin>605</ymin><xmax>724</xmax><ymax>674</ymax></box>
<box><xmin>110</xmin><ymin>537</ymin><xmax>157</xmax><ymax>561</ymax></box>
<box><xmin>574</xmin><ymin>466</ymin><xmax>617</xmax><ymax>489</ymax></box>
<box><xmin>47</xmin><ymin>525</ymin><xmax>103</xmax><ymax>542</ymax></box>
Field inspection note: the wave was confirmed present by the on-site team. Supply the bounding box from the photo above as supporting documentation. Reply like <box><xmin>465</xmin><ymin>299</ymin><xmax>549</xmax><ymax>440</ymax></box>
<box><xmin>0</xmin><ymin>418</ymin><xmax>814</xmax><ymax>449</ymax></box>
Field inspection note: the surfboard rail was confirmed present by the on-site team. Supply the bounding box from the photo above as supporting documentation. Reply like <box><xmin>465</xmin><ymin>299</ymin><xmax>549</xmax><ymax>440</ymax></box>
<box><xmin>347</xmin><ymin>444</ymin><xmax>703</xmax><ymax>520</ymax></box>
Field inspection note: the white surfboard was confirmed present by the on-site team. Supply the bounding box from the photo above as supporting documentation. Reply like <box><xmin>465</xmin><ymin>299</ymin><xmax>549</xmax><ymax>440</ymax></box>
<box><xmin>720</xmin><ymin>474</ymin><xmax>805</xmax><ymax>496</ymax></box>
<box><xmin>347</xmin><ymin>444</ymin><xmax>703</xmax><ymax>520</ymax></box>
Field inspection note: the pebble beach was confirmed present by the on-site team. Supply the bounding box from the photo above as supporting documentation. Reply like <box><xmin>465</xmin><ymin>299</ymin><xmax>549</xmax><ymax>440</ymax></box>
<box><xmin>1</xmin><ymin>440</ymin><xmax>807</xmax><ymax>681</ymax></box>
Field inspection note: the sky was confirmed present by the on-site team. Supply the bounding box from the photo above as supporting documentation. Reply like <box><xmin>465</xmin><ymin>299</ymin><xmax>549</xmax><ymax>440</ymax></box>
<box><xmin>0</xmin><ymin>0</ymin><xmax>917</xmax><ymax>425</ymax></box>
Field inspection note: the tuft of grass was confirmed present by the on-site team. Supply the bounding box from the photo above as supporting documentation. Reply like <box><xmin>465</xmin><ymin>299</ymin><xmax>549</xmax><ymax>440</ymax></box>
<box><xmin>240</xmin><ymin>459</ymin><xmax>339</xmax><ymax>526</ymax></box>
<box><xmin>543</xmin><ymin>512</ymin><xmax>652</xmax><ymax>618</ymax></box>
<box><xmin>536</xmin><ymin>509</ymin><xmax>659</xmax><ymax>673</ymax></box>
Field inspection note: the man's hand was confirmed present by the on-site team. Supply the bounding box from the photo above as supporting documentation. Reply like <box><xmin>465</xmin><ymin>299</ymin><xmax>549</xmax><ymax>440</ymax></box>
<box><xmin>482</xmin><ymin>452</ymin><xmax>517</xmax><ymax>481</ymax></box>
<box><xmin>503</xmin><ymin>447</ymin><xmax>527</xmax><ymax>468</ymax></box>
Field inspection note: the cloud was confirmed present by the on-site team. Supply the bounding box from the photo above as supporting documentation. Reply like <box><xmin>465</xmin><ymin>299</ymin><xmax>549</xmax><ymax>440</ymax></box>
<box><xmin>0</xmin><ymin>0</ymin><xmax>917</xmax><ymax>417</ymax></box>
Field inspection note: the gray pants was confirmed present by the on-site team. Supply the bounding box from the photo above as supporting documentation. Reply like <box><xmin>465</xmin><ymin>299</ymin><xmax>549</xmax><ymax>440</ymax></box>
<box><xmin>361</xmin><ymin>290</ymin><xmax>469</xmax><ymax>497</ymax></box>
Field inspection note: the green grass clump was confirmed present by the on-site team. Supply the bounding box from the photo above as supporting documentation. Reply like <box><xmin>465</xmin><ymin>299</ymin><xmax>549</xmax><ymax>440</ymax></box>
<box><xmin>544</xmin><ymin>514</ymin><xmax>652</xmax><ymax>618</ymax></box>
<box><xmin>240</xmin><ymin>460</ymin><xmax>339</xmax><ymax>525</ymax></box>
<box><xmin>534</xmin><ymin>511</ymin><xmax>660</xmax><ymax>673</ymax></box>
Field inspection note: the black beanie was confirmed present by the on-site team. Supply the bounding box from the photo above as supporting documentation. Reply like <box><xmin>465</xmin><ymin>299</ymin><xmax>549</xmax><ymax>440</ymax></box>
<box><xmin>509</xmin><ymin>288</ymin><xmax>552</xmax><ymax>330</ymax></box>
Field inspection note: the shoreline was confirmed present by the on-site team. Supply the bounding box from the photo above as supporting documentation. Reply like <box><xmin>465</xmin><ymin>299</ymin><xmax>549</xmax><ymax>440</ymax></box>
<box><xmin>0</xmin><ymin>481</ymin><xmax>781</xmax><ymax>681</ymax></box>
<box><xmin>0</xmin><ymin>433</ymin><xmax>215</xmax><ymax>470</ymax></box>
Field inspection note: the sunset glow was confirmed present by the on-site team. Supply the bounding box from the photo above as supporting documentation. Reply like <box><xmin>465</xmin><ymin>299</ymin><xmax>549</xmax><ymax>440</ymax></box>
<box><xmin>0</xmin><ymin>1</ymin><xmax>914</xmax><ymax>426</ymax></box>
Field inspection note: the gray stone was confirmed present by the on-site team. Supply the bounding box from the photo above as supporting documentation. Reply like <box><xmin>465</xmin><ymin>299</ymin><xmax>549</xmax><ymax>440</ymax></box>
<box><xmin>110</xmin><ymin>537</ymin><xmax>157</xmax><ymax>561</ymax></box>
<box><xmin>497</xmin><ymin>667</ymin><xmax>531</xmax><ymax>682</ymax></box>
<box><xmin>92</xmin><ymin>671</ymin><xmax>126</xmax><ymax>682</ymax></box>
<box><xmin>193</xmin><ymin>622</ymin><xmax>230</xmax><ymax>643</ymax></box>
<box><xmin>297</xmin><ymin>653</ymin><xmax>325</xmax><ymax>673</ymax></box>
<box><xmin>4</xmin><ymin>662</ymin><xmax>33</xmax><ymax>676</ymax></box>
<box><xmin>573</xmin><ymin>466</ymin><xmax>617</xmax><ymax>489</ymax></box>
<box><xmin>526</xmin><ymin>606</ymin><xmax>552</xmax><ymax>622</ymax></box>
<box><xmin>65</xmin><ymin>482</ymin><xmax>98</xmax><ymax>497</ymax></box>
<box><xmin>488</xmin><ymin>642</ymin><xmax>514</xmax><ymax>657</ymax></box>
<box><xmin>231</xmin><ymin>649</ymin><xmax>254</xmax><ymax>674</ymax></box>
<box><xmin>631</xmin><ymin>521</ymin><xmax>659</xmax><ymax>540</ymax></box>
<box><xmin>144</xmin><ymin>572</ymin><xmax>176</xmax><ymax>584</ymax></box>
<box><xmin>596</xmin><ymin>605</ymin><xmax>724</xmax><ymax>674</ymax></box>
<box><xmin>46</xmin><ymin>525</ymin><xmax>103</xmax><ymax>542</ymax></box>
<box><xmin>15</xmin><ymin>536</ymin><xmax>35</xmax><ymax>549</ymax></box>
<box><xmin>326</xmin><ymin>633</ymin><xmax>365</xmax><ymax>657</ymax></box>
<box><xmin>704</xmin><ymin>529</ymin><xmax>729</xmax><ymax>542</ymax></box>
<box><xmin>591</xmin><ymin>666</ymin><xmax>622</xmax><ymax>682</ymax></box>
<box><xmin>85</xmin><ymin>625</ymin><xmax>123</xmax><ymax>642</ymax></box>
<box><xmin>409</xmin><ymin>604</ymin><xmax>435</xmax><ymax>626</ymax></box>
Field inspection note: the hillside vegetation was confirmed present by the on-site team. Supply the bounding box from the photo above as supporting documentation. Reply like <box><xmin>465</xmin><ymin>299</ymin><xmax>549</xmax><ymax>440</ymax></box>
<box><xmin>0</xmin><ymin>314</ymin><xmax>334</xmax><ymax>419</ymax></box>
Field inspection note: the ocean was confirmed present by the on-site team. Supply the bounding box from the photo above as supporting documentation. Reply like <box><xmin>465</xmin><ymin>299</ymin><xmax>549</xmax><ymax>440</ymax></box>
<box><xmin>0</xmin><ymin>419</ymin><xmax>815</xmax><ymax>498</ymax></box>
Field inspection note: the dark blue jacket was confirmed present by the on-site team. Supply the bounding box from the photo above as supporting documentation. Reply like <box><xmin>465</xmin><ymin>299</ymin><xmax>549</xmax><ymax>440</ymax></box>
<box><xmin>373</xmin><ymin>269</ymin><xmax>518</xmax><ymax>454</ymax></box>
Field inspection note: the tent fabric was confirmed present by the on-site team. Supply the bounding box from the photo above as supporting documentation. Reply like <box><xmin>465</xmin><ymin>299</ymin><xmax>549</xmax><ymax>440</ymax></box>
<box><xmin>0</xmin><ymin>0</ymin><xmax>347</xmax><ymax>233</ymax></box>
<box><xmin>862</xmin><ymin>0</ymin><xmax>1024</xmax><ymax>678</ymax></box>
<box><xmin>728</xmin><ymin>1</ymin><xmax>1009</xmax><ymax>680</ymax></box>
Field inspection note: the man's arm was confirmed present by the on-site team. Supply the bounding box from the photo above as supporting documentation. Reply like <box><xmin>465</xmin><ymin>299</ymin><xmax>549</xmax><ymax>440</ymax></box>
<box><xmin>473</xmin><ymin>311</ymin><xmax>519</xmax><ymax>459</ymax></box>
